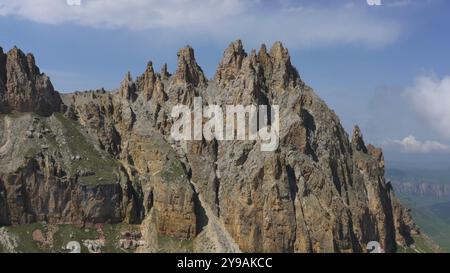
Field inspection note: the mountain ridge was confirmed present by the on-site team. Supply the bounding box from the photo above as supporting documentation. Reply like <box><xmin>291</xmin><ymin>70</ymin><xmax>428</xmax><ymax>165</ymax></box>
<box><xmin>0</xmin><ymin>41</ymin><xmax>420</xmax><ymax>252</ymax></box>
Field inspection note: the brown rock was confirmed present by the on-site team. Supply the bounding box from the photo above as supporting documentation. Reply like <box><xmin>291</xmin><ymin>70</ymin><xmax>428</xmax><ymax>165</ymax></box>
<box><xmin>215</xmin><ymin>39</ymin><xmax>247</xmax><ymax>86</ymax></box>
<box><xmin>0</xmin><ymin>46</ymin><xmax>63</xmax><ymax>115</ymax></box>
<box><xmin>137</xmin><ymin>62</ymin><xmax>156</xmax><ymax>101</ymax></box>
<box><xmin>0</xmin><ymin>42</ymin><xmax>418</xmax><ymax>253</ymax></box>
<box><xmin>268</xmin><ymin>41</ymin><xmax>301</xmax><ymax>90</ymax></box>
<box><xmin>119</xmin><ymin>72</ymin><xmax>137</xmax><ymax>101</ymax></box>
<box><xmin>171</xmin><ymin>46</ymin><xmax>207</xmax><ymax>88</ymax></box>
<box><xmin>136</xmin><ymin>61</ymin><xmax>168</xmax><ymax>102</ymax></box>
<box><xmin>160</xmin><ymin>63</ymin><xmax>171</xmax><ymax>81</ymax></box>
<box><xmin>0</xmin><ymin>47</ymin><xmax>6</xmax><ymax>87</ymax></box>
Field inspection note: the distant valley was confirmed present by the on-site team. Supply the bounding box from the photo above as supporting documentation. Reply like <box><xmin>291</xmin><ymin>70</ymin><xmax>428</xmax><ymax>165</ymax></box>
<box><xmin>388</xmin><ymin>168</ymin><xmax>450</xmax><ymax>252</ymax></box>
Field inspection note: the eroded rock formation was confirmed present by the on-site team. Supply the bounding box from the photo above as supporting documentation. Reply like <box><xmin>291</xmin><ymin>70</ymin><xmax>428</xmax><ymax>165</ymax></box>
<box><xmin>0</xmin><ymin>47</ymin><xmax>63</xmax><ymax>115</ymax></box>
<box><xmin>0</xmin><ymin>42</ymin><xmax>419</xmax><ymax>252</ymax></box>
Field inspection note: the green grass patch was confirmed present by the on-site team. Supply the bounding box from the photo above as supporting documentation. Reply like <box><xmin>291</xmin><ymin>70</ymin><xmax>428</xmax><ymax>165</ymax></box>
<box><xmin>3</xmin><ymin>223</ymin><xmax>48</xmax><ymax>253</ymax></box>
<box><xmin>398</xmin><ymin>194</ymin><xmax>450</xmax><ymax>252</ymax></box>
<box><xmin>52</xmin><ymin>225</ymin><xmax>99</xmax><ymax>253</ymax></box>
<box><xmin>101</xmin><ymin>223</ymin><xmax>141</xmax><ymax>253</ymax></box>
<box><xmin>161</xmin><ymin>158</ymin><xmax>186</xmax><ymax>183</ymax></box>
<box><xmin>157</xmin><ymin>235</ymin><xmax>193</xmax><ymax>253</ymax></box>
<box><xmin>0</xmin><ymin>223</ymin><xmax>141</xmax><ymax>253</ymax></box>
<box><xmin>54</xmin><ymin>113</ymin><xmax>119</xmax><ymax>186</ymax></box>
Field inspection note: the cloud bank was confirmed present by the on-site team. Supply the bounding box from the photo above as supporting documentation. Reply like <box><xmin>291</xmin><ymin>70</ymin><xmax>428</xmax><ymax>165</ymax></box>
<box><xmin>406</xmin><ymin>75</ymin><xmax>450</xmax><ymax>139</ymax></box>
<box><xmin>0</xmin><ymin>0</ymin><xmax>402</xmax><ymax>48</ymax></box>
<box><xmin>384</xmin><ymin>136</ymin><xmax>450</xmax><ymax>154</ymax></box>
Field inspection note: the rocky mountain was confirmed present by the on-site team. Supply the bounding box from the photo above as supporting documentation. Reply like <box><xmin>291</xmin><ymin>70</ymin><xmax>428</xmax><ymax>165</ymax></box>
<box><xmin>0</xmin><ymin>42</ymin><xmax>419</xmax><ymax>253</ymax></box>
<box><xmin>0</xmin><ymin>47</ymin><xmax>63</xmax><ymax>116</ymax></box>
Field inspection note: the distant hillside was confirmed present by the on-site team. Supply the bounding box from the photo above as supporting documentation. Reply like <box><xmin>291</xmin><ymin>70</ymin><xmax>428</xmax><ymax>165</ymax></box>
<box><xmin>398</xmin><ymin>194</ymin><xmax>450</xmax><ymax>252</ymax></box>
<box><xmin>387</xmin><ymin>167</ymin><xmax>450</xmax><ymax>185</ymax></box>
<box><xmin>393</xmin><ymin>182</ymin><xmax>450</xmax><ymax>198</ymax></box>
<box><xmin>389</xmin><ymin>166</ymin><xmax>450</xmax><ymax>252</ymax></box>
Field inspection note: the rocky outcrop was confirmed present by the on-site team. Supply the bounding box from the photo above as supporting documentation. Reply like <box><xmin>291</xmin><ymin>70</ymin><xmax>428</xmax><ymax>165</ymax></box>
<box><xmin>171</xmin><ymin>46</ymin><xmax>207</xmax><ymax>88</ymax></box>
<box><xmin>0</xmin><ymin>181</ymin><xmax>8</xmax><ymax>226</ymax></box>
<box><xmin>196</xmin><ymin>40</ymin><xmax>415</xmax><ymax>253</ymax></box>
<box><xmin>0</xmin><ymin>43</ymin><xmax>418</xmax><ymax>253</ymax></box>
<box><xmin>1</xmin><ymin>158</ymin><xmax>124</xmax><ymax>225</ymax></box>
<box><xmin>390</xmin><ymin>193</ymin><xmax>418</xmax><ymax>246</ymax></box>
<box><xmin>215</xmin><ymin>39</ymin><xmax>247</xmax><ymax>86</ymax></box>
<box><xmin>136</xmin><ymin>62</ymin><xmax>168</xmax><ymax>103</ymax></box>
<box><xmin>119</xmin><ymin>72</ymin><xmax>137</xmax><ymax>102</ymax></box>
<box><xmin>0</xmin><ymin>47</ymin><xmax>6</xmax><ymax>112</ymax></box>
<box><xmin>351</xmin><ymin>127</ymin><xmax>413</xmax><ymax>251</ymax></box>
<box><xmin>61</xmin><ymin>89</ymin><xmax>196</xmax><ymax>240</ymax></box>
<box><xmin>160</xmin><ymin>63</ymin><xmax>171</xmax><ymax>81</ymax></box>
<box><xmin>0</xmin><ymin>114</ymin><xmax>135</xmax><ymax>226</ymax></box>
<box><xmin>260</xmin><ymin>41</ymin><xmax>301</xmax><ymax>90</ymax></box>
<box><xmin>0</xmin><ymin>47</ymin><xmax>63</xmax><ymax>115</ymax></box>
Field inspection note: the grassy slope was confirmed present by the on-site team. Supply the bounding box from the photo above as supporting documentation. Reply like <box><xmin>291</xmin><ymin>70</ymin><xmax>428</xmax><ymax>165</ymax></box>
<box><xmin>2</xmin><ymin>113</ymin><xmax>121</xmax><ymax>186</ymax></box>
<box><xmin>387</xmin><ymin>167</ymin><xmax>450</xmax><ymax>252</ymax></box>
<box><xmin>397</xmin><ymin>235</ymin><xmax>439</xmax><ymax>253</ymax></box>
<box><xmin>398</xmin><ymin>193</ymin><xmax>450</xmax><ymax>252</ymax></box>
<box><xmin>0</xmin><ymin>223</ymin><xmax>140</xmax><ymax>253</ymax></box>
<box><xmin>0</xmin><ymin>223</ymin><xmax>196</xmax><ymax>253</ymax></box>
<box><xmin>53</xmin><ymin>113</ymin><xmax>120</xmax><ymax>186</ymax></box>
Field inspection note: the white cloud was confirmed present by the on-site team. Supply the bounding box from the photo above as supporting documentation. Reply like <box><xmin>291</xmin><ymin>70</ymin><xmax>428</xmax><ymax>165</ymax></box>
<box><xmin>366</xmin><ymin>0</ymin><xmax>382</xmax><ymax>6</ymax></box>
<box><xmin>406</xmin><ymin>75</ymin><xmax>450</xmax><ymax>139</ymax></box>
<box><xmin>384</xmin><ymin>136</ymin><xmax>450</xmax><ymax>154</ymax></box>
<box><xmin>0</xmin><ymin>0</ymin><xmax>402</xmax><ymax>48</ymax></box>
<box><xmin>0</xmin><ymin>0</ymin><xmax>249</xmax><ymax>28</ymax></box>
<box><xmin>384</xmin><ymin>0</ymin><xmax>414</xmax><ymax>7</ymax></box>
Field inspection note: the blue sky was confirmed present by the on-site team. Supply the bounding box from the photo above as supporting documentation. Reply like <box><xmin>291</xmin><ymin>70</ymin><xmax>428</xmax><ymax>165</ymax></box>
<box><xmin>1</xmin><ymin>0</ymin><xmax>450</xmax><ymax>168</ymax></box>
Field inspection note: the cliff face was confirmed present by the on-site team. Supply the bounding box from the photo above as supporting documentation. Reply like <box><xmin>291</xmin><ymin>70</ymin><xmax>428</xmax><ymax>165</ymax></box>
<box><xmin>0</xmin><ymin>47</ymin><xmax>63</xmax><ymax>115</ymax></box>
<box><xmin>0</xmin><ymin>42</ymin><xmax>418</xmax><ymax>252</ymax></box>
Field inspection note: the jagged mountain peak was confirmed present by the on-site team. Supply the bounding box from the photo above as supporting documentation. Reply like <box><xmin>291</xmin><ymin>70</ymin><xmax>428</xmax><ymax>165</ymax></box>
<box><xmin>0</xmin><ymin>43</ymin><xmax>419</xmax><ymax>253</ymax></box>
<box><xmin>119</xmin><ymin>71</ymin><xmax>137</xmax><ymax>101</ymax></box>
<box><xmin>214</xmin><ymin>40</ymin><xmax>301</xmax><ymax>91</ymax></box>
<box><xmin>264</xmin><ymin>41</ymin><xmax>301</xmax><ymax>90</ymax></box>
<box><xmin>120</xmin><ymin>71</ymin><xmax>134</xmax><ymax>88</ymax></box>
<box><xmin>352</xmin><ymin>125</ymin><xmax>368</xmax><ymax>153</ymax></box>
<box><xmin>0</xmin><ymin>47</ymin><xmax>5</xmax><ymax>85</ymax></box>
<box><xmin>160</xmin><ymin>63</ymin><xmax>171</xmax><ymax>80</ymax></box>
<box><xmin>6</xmin><ymin>46</ymin><xmax>41</xmax><ymax>76</ymax></box>
<box><xmin>269</xmin><ymin>41</ymin><xmax>289</xmax><ymax>60</ymax></box>
<box><xmin>214</xmin><ymin>39</ymin><xmax>247</xmax><ymax>84</ymax></box>
<box><xmin>140</xmin><ymin>61</ymin><xmax>156</xmax><ymax>84</ymax></box>
<box><xmin>136</xmin><ymin>60</ymin><xmax>168</xmax><ymax>102</ymax></box>
<box><xmin>172</xmin><ymin>45</ymin><xmax>207</xmax><ymax>88</ymax></box>
<box><xmin>0</xmin><ymin>45</ymin><xmax>63</xmax><ymax>116</ymax></box>
<box><xmin>145</xmin><ymin>61</ymin><xmax>155</xmax><ymax>73</ymax></box>
<box><xmin>258</xmin><ymin>43</ymin><xmax>268</xmax><ymax>55</ymax></box>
